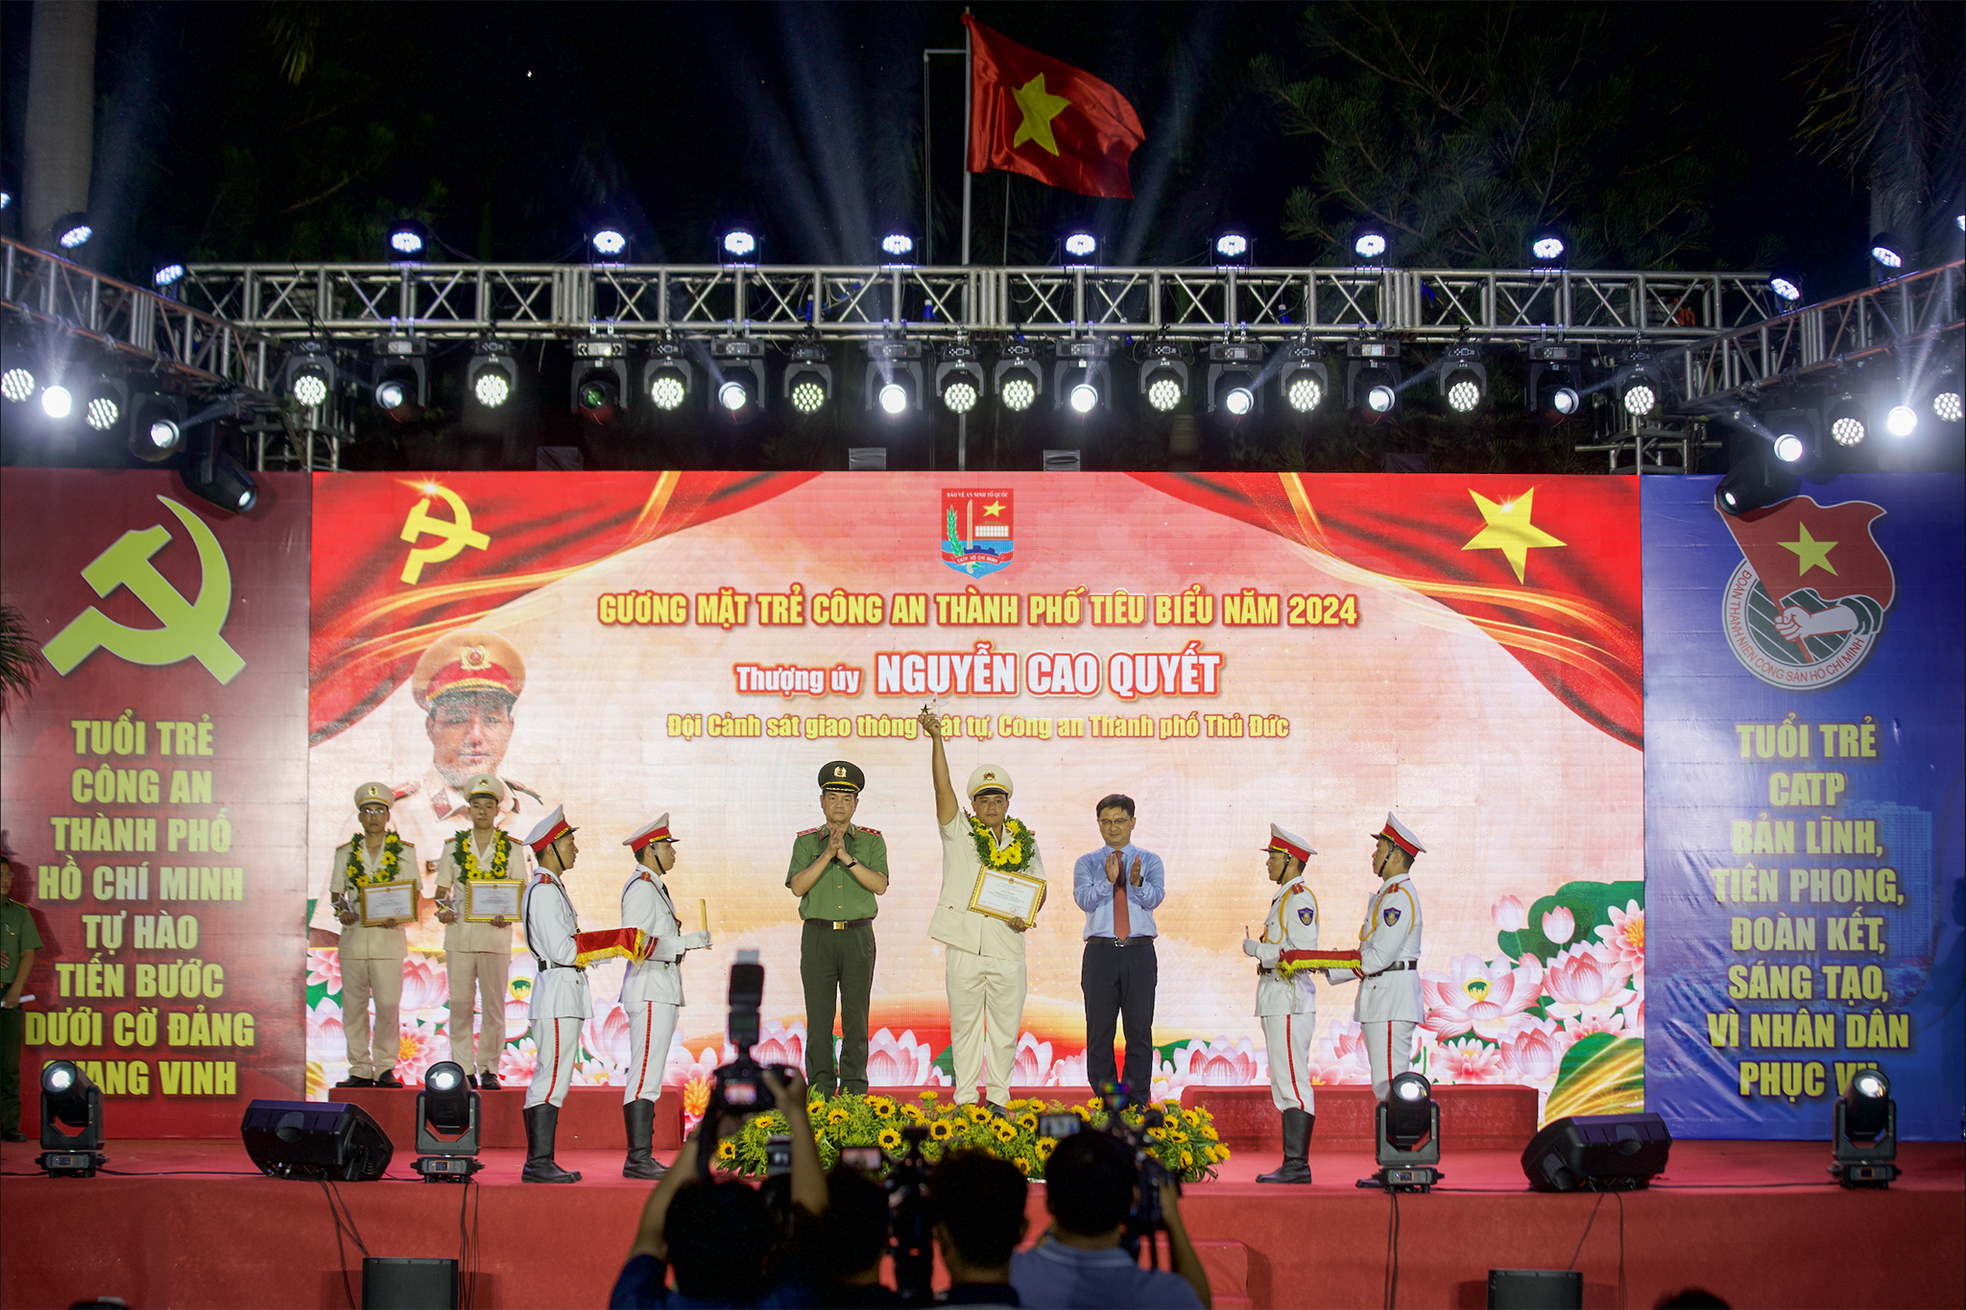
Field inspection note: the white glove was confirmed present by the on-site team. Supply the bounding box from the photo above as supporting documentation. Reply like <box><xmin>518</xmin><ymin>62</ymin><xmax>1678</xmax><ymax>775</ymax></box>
<box><xmin>1241</xmin><ymin>937</ymin><xmax>1261</xmax><ymax>958</ymax></box>
<box><xmin>683</xmin><ymin>930</ymin><xmax>713</xmax><ymax>950</ymax></box>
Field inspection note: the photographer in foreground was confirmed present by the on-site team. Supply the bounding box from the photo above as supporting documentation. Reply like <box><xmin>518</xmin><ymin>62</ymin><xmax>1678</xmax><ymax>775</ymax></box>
<box><xmin>1009</xmin><ymin>1131</ymin><xmax>1209</xmax><ymax>1310</ymax></box>
<box><xmin>930</xmin><ymin>1152</ymin><xmax>1028</xmax><ymax>1306</ymax></box>
<box><xmin>612</xmin><ymin>1066</ymin><xmax>824</xmax><ymax>1308</ymax></box>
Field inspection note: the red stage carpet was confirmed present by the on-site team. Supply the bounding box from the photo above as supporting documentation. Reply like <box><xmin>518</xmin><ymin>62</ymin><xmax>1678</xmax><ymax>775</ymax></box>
<box><xmin>3</xmin><ymin>1136</ymin><xmax>1959</xmax><ymax>1309</ymax></box>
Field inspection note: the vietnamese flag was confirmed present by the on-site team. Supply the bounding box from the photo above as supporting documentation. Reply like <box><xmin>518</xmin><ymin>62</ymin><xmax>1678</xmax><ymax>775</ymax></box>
<box><xmin>1719</xmin><ymin>495</ymin><xmax>1895</xmax><ymax>609</ymax></box>
<box><xmin>965</xmin><ymin>15</ymin><xmax>1145</xmax><ymax>199</ymax></box>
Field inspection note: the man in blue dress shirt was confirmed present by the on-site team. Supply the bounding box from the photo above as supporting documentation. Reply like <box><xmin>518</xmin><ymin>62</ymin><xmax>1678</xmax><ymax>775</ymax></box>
<box><xmin>1072</xmin><ymin>794</ymin><xmax>1166</xmax><ymax>1097</ymax></box>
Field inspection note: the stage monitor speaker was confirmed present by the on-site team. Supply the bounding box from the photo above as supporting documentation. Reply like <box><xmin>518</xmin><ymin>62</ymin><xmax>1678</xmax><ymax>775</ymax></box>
<box><xmin>1521</xmin><ymin>1112</ymin><xmax>1671</xmax><ymax>1192</ymax></box>
<box><xmin>1489</xmin><ymin>1269</ymin><xmax>1582</xmax><ymax>1309</ymax></box>
<box><xmin>240</xmin><ymin>1099</ymin><xmax>393</xmax><ymax>1181</ymax></box>
<box><xmin>363</xmin><ymin>1256</ymin><xmax>459</xmax><ymax>1309</ymax></box>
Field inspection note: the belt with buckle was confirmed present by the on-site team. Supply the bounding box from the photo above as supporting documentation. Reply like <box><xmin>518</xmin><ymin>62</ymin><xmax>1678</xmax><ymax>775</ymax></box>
<box><xmin>1365</xmin><ymin>960</ymin><xmax>1416</xmax><ymax>977</ymax></box>
<box><xmin>812</xmin><ymin>917</ymin><xmax>874</xmax><ymax>931</ymax></box>
<box><xmin>1099</xmin><ymin>935</ymin><xmax>1154</xmax><ymax>947</ymax></box>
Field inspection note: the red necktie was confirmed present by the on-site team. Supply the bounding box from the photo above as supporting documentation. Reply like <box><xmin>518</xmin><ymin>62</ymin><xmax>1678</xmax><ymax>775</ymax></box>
<box><xmin>1112</xmin><ymin>852</ymin><xmax>1131</xmax><ymax>940</ymax></box>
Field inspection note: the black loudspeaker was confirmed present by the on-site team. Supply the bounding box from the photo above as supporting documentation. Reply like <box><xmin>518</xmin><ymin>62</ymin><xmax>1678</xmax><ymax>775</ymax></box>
<box><xmin>1489</xmin><ymin>1269</ymin><xmax>1583</xmax><ymax>1309</ymax></box>
<box><xmin>240</xmin><ymin>1099</ymin><xmax>393</xmax><ymax>1181</ymax></box>
<box><xmin>1521</xmin><ymin>1112</ymin><xmax>1671</xmax><ymax>1192</ymax></box>
<box><xmin>363</xmin><ymin>1256</ymin><xmax>459</xmax><ymax>1309</ymax></box>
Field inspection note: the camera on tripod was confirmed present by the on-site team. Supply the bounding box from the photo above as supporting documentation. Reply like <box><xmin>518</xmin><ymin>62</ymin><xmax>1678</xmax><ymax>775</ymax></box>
<box><xmin>1040</xmin><ymin>1081</ymin><xmax>1177</xmax><ymax>1263</ymax></box>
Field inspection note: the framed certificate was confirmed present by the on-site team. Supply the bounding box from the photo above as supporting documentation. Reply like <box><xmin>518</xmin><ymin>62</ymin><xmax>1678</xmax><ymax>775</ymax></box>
<box><xmin>464</xmin><ymin>879</ymin><xmax>523</xmax><ymax>922</ymax></box>
<box><xmin>360</xmin><ymin>882</ymin><xmax>416</xmax><ymax>926</ymax></box>
<box><xmin>969</xmin><ymin>867</ymin><xmax>1047</xmax><ymax>924</ymax></box>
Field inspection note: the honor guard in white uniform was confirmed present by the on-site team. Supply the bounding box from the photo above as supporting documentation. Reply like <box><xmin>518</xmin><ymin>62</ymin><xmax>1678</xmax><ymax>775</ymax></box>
<box><xmin>1344</xmin><ymin>813</ymin><xmax>1426</xmax><ymax>1100</ymax></box>
<box><xmin>618</xmin><ymin>812</ymin><xmax>713</xmax><ymax>1179</ymax></box>
<box><xmin>434</xmin><ymin>773</ymin><xmax>528</xmax><ymax>1088</ymax></box>
<box><xmin>520</xmin><ymin>806</ymin><xmax>589</xmax><ymax>1184</ymax></box>
<box><xmin>328</xmin><ymin>783</ymin><xmax>417</xmax><ymax>1088</ymax></box>
<box><xmin>1241</xmin><ymin>823</ymin><xmax>1321</xmax><ymax>1184</ymax></box>
<box><xmin>922</xmin><ymin>709</ymin><xmax>1041</xmax><ymax>1115</ymax></box>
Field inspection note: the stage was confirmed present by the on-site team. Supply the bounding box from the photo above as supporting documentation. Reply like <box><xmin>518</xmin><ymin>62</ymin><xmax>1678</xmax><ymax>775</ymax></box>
<box><xmin>2</xmin><ymin>1135</ymin><xmax>1958</xmax><ymax>1309</ymax></box>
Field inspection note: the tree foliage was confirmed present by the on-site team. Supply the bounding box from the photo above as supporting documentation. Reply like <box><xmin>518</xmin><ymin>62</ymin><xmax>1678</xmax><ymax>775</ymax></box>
<box><xmin>1257</xmin><ymin>2</ymin><xmax>1715</xmax><ymax>269</ymax></box>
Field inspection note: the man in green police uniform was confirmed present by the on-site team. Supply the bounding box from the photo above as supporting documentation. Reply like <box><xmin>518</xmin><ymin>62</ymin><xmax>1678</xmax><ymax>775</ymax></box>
<box><xmin>787</xmin><ymin>760</ymin><xmax>890</xmax><ymax>1097</ymax></box>
<box><xmin>1</xmin><ymin>853</ymin><xmax>44</xmax><ymax>1141</ymax></box>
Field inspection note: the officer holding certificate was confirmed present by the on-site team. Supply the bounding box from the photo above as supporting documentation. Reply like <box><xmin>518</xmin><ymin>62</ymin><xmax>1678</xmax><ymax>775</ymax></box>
<box><xmin>327</xmin><ymin>782</ymin><xmax>416</xmax><ymax>1088</ymax></box>
<box><xmin>434</xmin><ymin>773</ymin><xmax>527</xmax><ymax>1088</ymax></box>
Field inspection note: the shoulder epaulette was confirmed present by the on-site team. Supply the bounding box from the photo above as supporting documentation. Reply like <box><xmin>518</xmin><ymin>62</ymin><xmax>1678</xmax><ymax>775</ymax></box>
<box><xmin>798</xmin><ymin>826</ymin><xmax>824</xmax><ymax>837</ymax></box>
<box><xmin>856</xmin><ymin>825</ymin><xmax>882</xmax><ymax>836</ymax></box>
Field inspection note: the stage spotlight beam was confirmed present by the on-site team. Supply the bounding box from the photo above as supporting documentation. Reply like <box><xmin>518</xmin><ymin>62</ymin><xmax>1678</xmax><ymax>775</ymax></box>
<box><xmin>711</xmin><ymin>338</ymin><xmax>767</xmax><ymax>416</ymax></box>
<box><xmin>128</xmin><ymin>392</ymin><xmax>187</xmax><ymax>462</ymax></box>
<box><xmin>1052</xmin><ymin>339</ymin><xmax>1110</xmax><ymax>415</ymax></box>
<box><xmin>371</xmin><ymin>336</ymin><xmax>428</xmax><ymax>421</ymax></box>
<box><xmin>1206</xmin><ymin>341</ymin><xmax>1266</xmax><ymax>417</ymax></box>
<box><xmin>1884</xmin><ymin>404</ymin><xmax>1917</xmax><ymax>438</ymax></box>
<box><xmin>41</xmin><ymin>384</ymin><xmax>73</xmax><ymax>419</ymax></box>
<box><xmin>864</xmin><ymin>340</ymin><xmax>924</xmax><ymax>416</ymax></box>
<box><xmin>1346</xmin><ymin>340</ymin><xmax>1403</xmax><ymax>420</ymax></box>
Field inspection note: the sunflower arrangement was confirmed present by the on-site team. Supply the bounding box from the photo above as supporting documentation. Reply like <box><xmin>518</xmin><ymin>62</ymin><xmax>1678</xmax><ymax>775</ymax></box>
<box><xmin>722</xmin><ymin>1092</ymin><xmax>1227</xmax><ymax>1183</ymax></box>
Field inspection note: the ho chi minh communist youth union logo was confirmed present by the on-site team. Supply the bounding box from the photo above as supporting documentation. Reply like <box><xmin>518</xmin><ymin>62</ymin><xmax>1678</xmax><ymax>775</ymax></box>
<box><xmin>940</xmin><ymin>488</ymin><xmax>1015</xmax><ymax>578</ymax></box>
<box><xmin>1716</xmin><ymin>494</ymin><xmax>1896</xmax><ymax>690</ymax></box>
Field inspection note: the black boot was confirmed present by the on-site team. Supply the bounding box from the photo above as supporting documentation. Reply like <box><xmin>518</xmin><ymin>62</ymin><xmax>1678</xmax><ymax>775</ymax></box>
<box><xmin>522</xmin><ymin>1104</ymin><xmax>581</xmax><ymax>1184</ymax></box>
<box><xmin>1256</xmin><ymin>1108</ymin><xmax>1314</xmax><ymax>1183</ymax></box>
<box><xmin>622</xmin><ymin>1099</ymin><xmax>666</xmax><ymax>1180</ymax></box>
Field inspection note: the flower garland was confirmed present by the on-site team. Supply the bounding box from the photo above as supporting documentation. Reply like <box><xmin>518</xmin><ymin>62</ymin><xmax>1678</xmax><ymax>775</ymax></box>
<box><xmin>345</xmin><ymin>832</ymin><xmax>405</xmax><ymax>887</ymax></box>
<box><xmin>967</xmin><ymin>813</ymin><xmax>1038</xmax><ymax>874</ymax></box>
<box><xmin>452</xmin><ymin>828</ymin><xmax>513</xmax><ymax>881</ymax></box>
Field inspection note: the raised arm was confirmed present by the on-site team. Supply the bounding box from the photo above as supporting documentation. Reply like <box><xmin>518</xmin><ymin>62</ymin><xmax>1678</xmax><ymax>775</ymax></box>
<box><xmin>922</xmin><ymin>708</ymin><xmax>957</xmax><ymax>826</ymax></box>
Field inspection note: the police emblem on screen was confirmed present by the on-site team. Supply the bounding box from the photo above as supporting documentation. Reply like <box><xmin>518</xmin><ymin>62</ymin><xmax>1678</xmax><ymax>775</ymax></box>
<box><xmin>941</xmin><ymin>488</ymin><xmax>1015</xmax><ymax>578</ymax></box>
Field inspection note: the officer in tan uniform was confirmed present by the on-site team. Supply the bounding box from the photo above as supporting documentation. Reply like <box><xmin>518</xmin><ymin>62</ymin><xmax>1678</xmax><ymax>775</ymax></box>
<box><xmin>1241</xmin><ymin>823</ymin><xmax>1321</xmax><ymax>1183</ymax></box>
<box><xmin>328</xmin><ymin>782</ymin><xmax>417</xmax><ymax>1087</ymax></box>
<box><xmin>434</xmin><ymin>773</ymin><xmax>529</xmax><ymax>1088</ymax></box>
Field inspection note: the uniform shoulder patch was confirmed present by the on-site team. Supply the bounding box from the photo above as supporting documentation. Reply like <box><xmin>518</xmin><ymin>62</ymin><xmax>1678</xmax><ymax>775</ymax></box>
<box><xmin>798</xmin><ymin>826</ymin><xmax>824</xmax><ymax>838</ymax></box>
<box><xmin>1382</xmin><ymin>906</ymin><xmax>1402</xmax><ymax>926</ymax></box>
<box><xmin>856</xmin><ymin>825</ymin><xmax>882</xmax><ymax>836</ymax></box>
<box><xmin>1297</xmin><ymin>905</ymin><xmax>1316</xmax><ymax>925</ymax></box>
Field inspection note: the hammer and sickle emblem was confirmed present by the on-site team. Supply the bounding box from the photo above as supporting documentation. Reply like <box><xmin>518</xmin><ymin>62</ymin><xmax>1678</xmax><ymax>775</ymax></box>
<box><xmin>43</xmin><ymin>496</ymin><xmax>246</xmax><ymax>684</ymax></box>
<box><xmin>399</xmin><ymin>483</ymin><xmax>491</xmax><ymax>584</ymax></box>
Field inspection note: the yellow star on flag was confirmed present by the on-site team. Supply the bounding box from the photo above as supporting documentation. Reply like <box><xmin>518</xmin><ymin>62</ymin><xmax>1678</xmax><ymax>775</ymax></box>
<box><xmin>1011</xmin><ymin>74</ymin><xmax>1071</xmax><ymax>156</ymax></box>
<box><xmin>982</xmin><ymin>500</ymin><xmax>1005</xmax><ymax>517</ymax></box>
<box><xmin>1461</xmin><ymin>488</ymin><xmax>1566</xmax><ymax>583</ymax></box>
<box><xmin>1779</xmin><ymin>522</ymin><xmax>1837</xmax><ymax>575</ymax></box>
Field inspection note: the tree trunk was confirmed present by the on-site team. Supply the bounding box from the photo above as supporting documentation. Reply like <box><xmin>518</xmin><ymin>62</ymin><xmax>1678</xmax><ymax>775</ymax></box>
<box><xmin>24</xmin><ymin>0</ymin><xmax>97</xmax><ymax>256</ymax></box>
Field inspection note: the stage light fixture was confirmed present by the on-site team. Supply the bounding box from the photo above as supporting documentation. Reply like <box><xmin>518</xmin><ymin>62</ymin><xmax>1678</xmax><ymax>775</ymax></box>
<box><xmin>935</xmin><ymin>343</ymin><xmax>985</xmax><ymax>416</ymax></box>
<box><xmin>1213</xmin><ymin>226</ymin><xmax>1251</xmax><ymax>267</ymax></box>
<box><xmin>1053</xmin><ymin>339</ymin><xmax>1109</xmax><ymax>415</ymax></box>
<box><xmin>1830</xmin><ymin>1068</ymin><xmax>1899</xmax><ymax>1188</ymax></box>
<box><xmin>282</xmin><ymin>341</ymin><xmax>336</xmax><ymax>409</ymax></box>
<box><xmin>1206</xmin><ymin>341</ymin><xmax>1266</xmax><ymax>417</ymax></box>
<box><xmin>1715</xmin><ymin>447</ymin><xmax>1795</xmax><ymax>517</ymax></box>
<box><xmin>711</xmin><ymin>338</ymin><xmax>767</xmax><ymax>416</ymax></box>
<box><xmin>642</xmin><ymin>343</ymin><xmax>692</xmax><ymax>412</ymax></box>
<box><xmin>881</xmin><ymin>232</ymin><xmax>916</xmax><ymax>264</ymax></box>
<box><xmin>722</xmin><ymin>227</ymin><xmax>759</xmax><ymax>262</ymax></box>
<box><xmin>387</xmin><ymin>218</ymin><xmax>430</xmax><ymax>261</ymax></box>
<box><xmin>1528</xmin><ymin>341</ymin><xmax>1582</xmax><ymax>422</ymax></box>
<box><xmin>994</xmin><ymin>342</ymin><xmax>1041</xmax><ymax>412</ymax></box>
<box><xmin>783</xmin><ymin>342</ymin><xmax>832</xmax><ymax>414</ymax></box>
<box><xmin>1527</xmin><ymin>223</ymin><xmax>1566</xmax><ymax>270</ymax></box>
<box><xmin>1884</xmin><ymin>404</ymin><xmax>1917</xmax><ymax>438</ymax></box>
<box><xmin>54</xmin><ymin>211</ymin><xmax>92</xmax><ymax>250</ymax></box>
<box><xmin>571</xmin><ymin>338</ymin><xmax>630</xmax><ymax>422</ymax></box>
<box><xmin>1769</xmin><ymin>268</ymin><xmax>1804</xmax><ymax>306</ymax></box>
<box><xmin>1063</xmin><ymin>231</ymin><xmax>1098</xmax><ymax>267</ymax></box>
<box><xmin>1932</xmin><ymin>375</ymin><xmax>1962</xmax><ymax>424</ymax></box>
<box><xmin>413</xmin><ymin>1060</ymin><xmax>484</xmax><ymax>1182</ymax></box>
<box><xmin>1</xmin><ymin>365</ymin><xmax>34</xmax><ymax>403</ymax></box>
<box><xmin>151</xmin><ymin>256</ymin><xmax>187</xmax><ymax>290</ymax></box>
<box><xmin>39</xmin><ymin>1059</ymin><xmax>106</xmax><ymax>1177</ymax></box>
<box><xmin>1825</xmin><ymin>394</ymin><xmax>1867</xmax><ymax>447</ymax></box>
<box><xmin>1350</xmin><ymin>220</ymin><xmax>1388</xmax><ymax>265</ymax></box>
<box><xmin>41</xmin><ymin>383</ymin><xmax>73</xmax><ymax>420</ymax></box>
<box><xmin>185</xmin><ymin>421</ymin><xmax>259</xmax><ymax>514</ymax></box>
<box><xmin>1869</xmin><ymin>231</ymin><xmax>1904</xmax><ymax>272</ymax></box>
<box><xmin>466</xmin><ymin>340</ymin><xmax>518</xmax><ymax>409</ymax></box>
<box><xmin>864</xmin><ymin>339</ymin><xmax>924</xmax><ymax>416</ymax></box>
<box><xmin>1434</xmin><ymin>346</ymin><xmax>1487</xmax><ymax>414</ymax></box>
<box><xmin>371</xmin><ymin>336</ymin><xmax>428</xmax><ymax>421</ymax></box>
<box><xmin>84</xmin><ymin>376</ymin><xmax>126</xmax><ymax>432</ymax></box>
<box><xmin>1614</xmin><ymin>353</ymin><xmax>1663</xmax><ymax>417</ymax></box>
<box><xmin>1370</xmin><ymin>1071</ymin><xmax>1441</xmax><ymax>1192</ymax></box>
<box><xmin>1280</xmin><ymin>344</ymin><xmax>1329</xmax><ymax>414</ymax></box>
<box><xmin>1764</xmin><ymin>408</ymin><xmax>1820</xmax><ymax>471</ymax></box>
<box><xmin>1137</xmin><ymin>343</ymin><xmax>1188</xmax><ymax>413</ymax></box>
<box><xmin>128</xmin><ymin>392</ymin><xmax>187</xmax><ymax>462</ymax></box>
<box><xmin>1346</xmin><ymin>340</ymin><xmax>1403</xmax><ymax>421</ymax></box>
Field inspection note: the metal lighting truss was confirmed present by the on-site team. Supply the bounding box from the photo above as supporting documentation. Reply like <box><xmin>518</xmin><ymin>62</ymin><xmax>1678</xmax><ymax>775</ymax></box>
<box><xmin>1</xmin><ymin>238</ymin><xmax>273</xmax><ymax>396</ymax></box>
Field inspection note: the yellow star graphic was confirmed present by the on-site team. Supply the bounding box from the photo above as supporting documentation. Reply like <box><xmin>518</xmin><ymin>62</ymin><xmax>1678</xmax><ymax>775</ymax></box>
<box><xmin>1011</xmin><ymin>74</ymin><xmax>1071</xmax><ymax>156</ymax></box>
<box><xmin>1779</xmin><ymin>522</ymin><xmax>1838</xmax><ymax>575</ymax></box>
<box><xmin>981</xmin><ymin>500</ymin><xmax>1005</xmax><ymax>518</ymax></box>
<box><xmin>1461</xmin><ymin>488</ymin><xmax>1566</xmax><ymax>583</ymax></box>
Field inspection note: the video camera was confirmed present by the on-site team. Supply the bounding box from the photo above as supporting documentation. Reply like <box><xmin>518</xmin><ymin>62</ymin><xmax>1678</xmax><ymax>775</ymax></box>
<box><xmin>699</xmin><ymin>951</ymin><xmax>800</xmax><ymax>1181</ymax></box>
<box><xmin>1039</xmin><ymin>1081</ymin><xmax>1177</xmax><ymax>1265</ymax></box>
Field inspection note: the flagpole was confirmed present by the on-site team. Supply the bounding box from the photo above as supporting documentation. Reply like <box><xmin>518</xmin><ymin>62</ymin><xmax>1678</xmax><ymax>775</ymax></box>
<box><xmin>961</xmin><ymin>13</ymin><xmax>973</xmax><ymax>267</ymax></box>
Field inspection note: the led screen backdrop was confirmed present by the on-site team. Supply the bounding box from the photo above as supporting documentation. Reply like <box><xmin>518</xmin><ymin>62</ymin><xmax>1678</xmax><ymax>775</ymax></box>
<box><xmin>304</xmin><ymin>471</ymin><xmax>1647</xmax><ymax>1124</ymax></box>
<box><xmin>1644</xmin><ymin>474</ymin><xmax>1965</xmax><ymax>1141</ymax></box>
